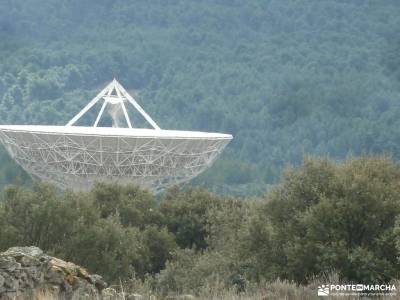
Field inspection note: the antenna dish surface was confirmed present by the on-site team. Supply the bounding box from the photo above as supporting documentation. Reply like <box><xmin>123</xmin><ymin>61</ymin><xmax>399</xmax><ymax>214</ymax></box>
<box><xmin>0</xmin><ymin>80</ymin><xmax>232</xmax><ymax>192</ymax></box>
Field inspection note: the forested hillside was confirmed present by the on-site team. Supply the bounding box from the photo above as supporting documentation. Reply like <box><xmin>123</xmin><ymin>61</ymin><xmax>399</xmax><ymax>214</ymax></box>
<box><xmin>1</xmin><ymin>0</ymin><xmax>400</xmax><ymax>194</ymax></box>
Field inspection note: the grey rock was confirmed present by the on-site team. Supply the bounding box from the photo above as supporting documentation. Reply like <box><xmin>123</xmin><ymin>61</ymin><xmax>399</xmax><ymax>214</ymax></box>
<box><xmin>46</xmin><ymin>265</ymin><xmax>65</xmax><ymax>285</ymax></box>
<box><xmin>71</xmin><ymin>279</ymin><xmax>98</xmax><ymax>300</ymax></box>
<box><xmin>26</xmin><ymin>266</ymin><xmax>44</xmax><ymax>283</ymax></box>
<box><xmin>3</xmin><ymin>275</ymin><xmax>18</xmax><ymax>291</ymax></box>
<box><xmin>88</xmin><ymin>274</ymin><xmax>107</xmax><ymax>290</ymax></box>
<box><xmin>2</xmin><ymin>246</ymin><xmax>43</xmax><ymax>258</ymax></box>
<box><xmin>19</xmin><ymin>254</ymin><xmax>41</xmax><ymax>267</ymax></box>
<box><xmin>0</xmin><ymin>246</ymin><xmax>108</xmax><ymax>300</ymax></box>
<box><xmin>0</xmin><ymin>256</ymin><xmax>19</xmax><ymax>270</ymax></box>
<box><xmin>62</xmin><ymin>280</ymin><xmax>74</xmax><ymax>299</ymax></box>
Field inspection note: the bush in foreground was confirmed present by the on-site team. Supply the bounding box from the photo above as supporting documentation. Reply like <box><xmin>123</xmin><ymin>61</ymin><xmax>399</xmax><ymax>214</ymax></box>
<box><xmin>1</xmin><ymin>156</ymin><xmax>400</xmax><ymax>296</ymax></box>
<box><xmin>246</xmin><ymin>156</ymin><xmax>400</xmax><ymax>283</ymax></box>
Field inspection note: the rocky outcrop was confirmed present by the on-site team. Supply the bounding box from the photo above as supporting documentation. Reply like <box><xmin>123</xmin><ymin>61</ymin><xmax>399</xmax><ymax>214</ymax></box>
<box><xmin>0</xmin><ymin>246</ymin><xmax>107</xmax><ymax>299</ymax></box>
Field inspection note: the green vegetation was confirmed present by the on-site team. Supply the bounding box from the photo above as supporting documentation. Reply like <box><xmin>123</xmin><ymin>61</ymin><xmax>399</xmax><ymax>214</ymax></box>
<box><xmin>1</xmin><ymin>1</ymin><xmax>400</xmax><ymax>296</ymax></box>
<box><xmin>1</xmin><ymin>1</ymin><xmax>400</xmax><ymax>194</ymax></box>
<box><xmin>1</xmin><ymin>156</ymin><xmax>400</xmax><ymax>297</ymax></box>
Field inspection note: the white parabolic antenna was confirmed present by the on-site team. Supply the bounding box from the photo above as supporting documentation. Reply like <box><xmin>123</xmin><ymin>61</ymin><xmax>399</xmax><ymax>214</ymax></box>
<box><xmin>0</xmin><ymin>79</ymin><xmax>232</xmax><ymax>192</ymax></box>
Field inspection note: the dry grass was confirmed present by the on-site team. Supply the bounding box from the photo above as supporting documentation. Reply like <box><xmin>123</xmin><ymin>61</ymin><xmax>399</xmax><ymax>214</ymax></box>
<box><xmin>7</xmin><ymin>289</ymin><xmax>58</xmax><ymax>300</ymax></box>
<box><xmin>6</xmin><ymin>276</ymin><xmax>399</xmax><ymax>300</ymax></box>
<box><xmin>32</xmin><ymin>290</ymin><xmax>58</xmax><ymax>300</ymax></box>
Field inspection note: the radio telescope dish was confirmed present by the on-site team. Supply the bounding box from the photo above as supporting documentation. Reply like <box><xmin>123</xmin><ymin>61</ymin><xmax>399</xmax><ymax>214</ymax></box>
<box><xmin>0</xmin><ymin>79</ymin><xmax>232</xmax><ymax>192</ymax></box>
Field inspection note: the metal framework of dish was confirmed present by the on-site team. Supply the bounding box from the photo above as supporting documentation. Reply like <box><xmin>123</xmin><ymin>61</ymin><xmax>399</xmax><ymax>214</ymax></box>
<box><xmin>0</xmin><ymin>79</ymin><xmax>232</xmax><ymax>192</ymax></box>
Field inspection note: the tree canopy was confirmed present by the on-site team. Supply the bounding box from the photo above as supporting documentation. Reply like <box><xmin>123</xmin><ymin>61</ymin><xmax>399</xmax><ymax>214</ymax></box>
<box><xmin>1</xmin><ymin>156</ymin><xmax>400</xmax><ymax>291</ymax></box>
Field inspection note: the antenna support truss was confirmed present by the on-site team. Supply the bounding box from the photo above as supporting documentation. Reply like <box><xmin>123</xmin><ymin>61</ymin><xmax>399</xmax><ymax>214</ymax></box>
<box><xmin>66</xmin><ymin>79</ymin><xmax>160</xmax><ymax>130</ymax></box>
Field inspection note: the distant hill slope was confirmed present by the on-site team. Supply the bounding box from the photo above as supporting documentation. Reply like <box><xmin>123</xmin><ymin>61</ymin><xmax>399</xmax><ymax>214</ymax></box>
<box><xmin>0</xmin><ymin>0</ymin><xmax>400</xmax><ymax>194</ymax></box>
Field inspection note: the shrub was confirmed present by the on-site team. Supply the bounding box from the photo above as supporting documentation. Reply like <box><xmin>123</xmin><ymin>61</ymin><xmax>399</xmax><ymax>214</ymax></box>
<box><xmin>247</xmin><ymin>156</ymin><xmax>400</xmax><ymax>283</ymax></box>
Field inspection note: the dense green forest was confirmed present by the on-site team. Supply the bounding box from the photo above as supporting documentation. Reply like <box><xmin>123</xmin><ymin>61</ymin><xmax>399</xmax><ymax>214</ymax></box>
<box><xmin>1</xmin><ymin>156</ymin><xmax>400</xmax><ymax>297</ymax></box>
<box><xmin>1</xmin><ymin>0</ymin><xmax>400</xmax><ymax>194</ymax></box>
